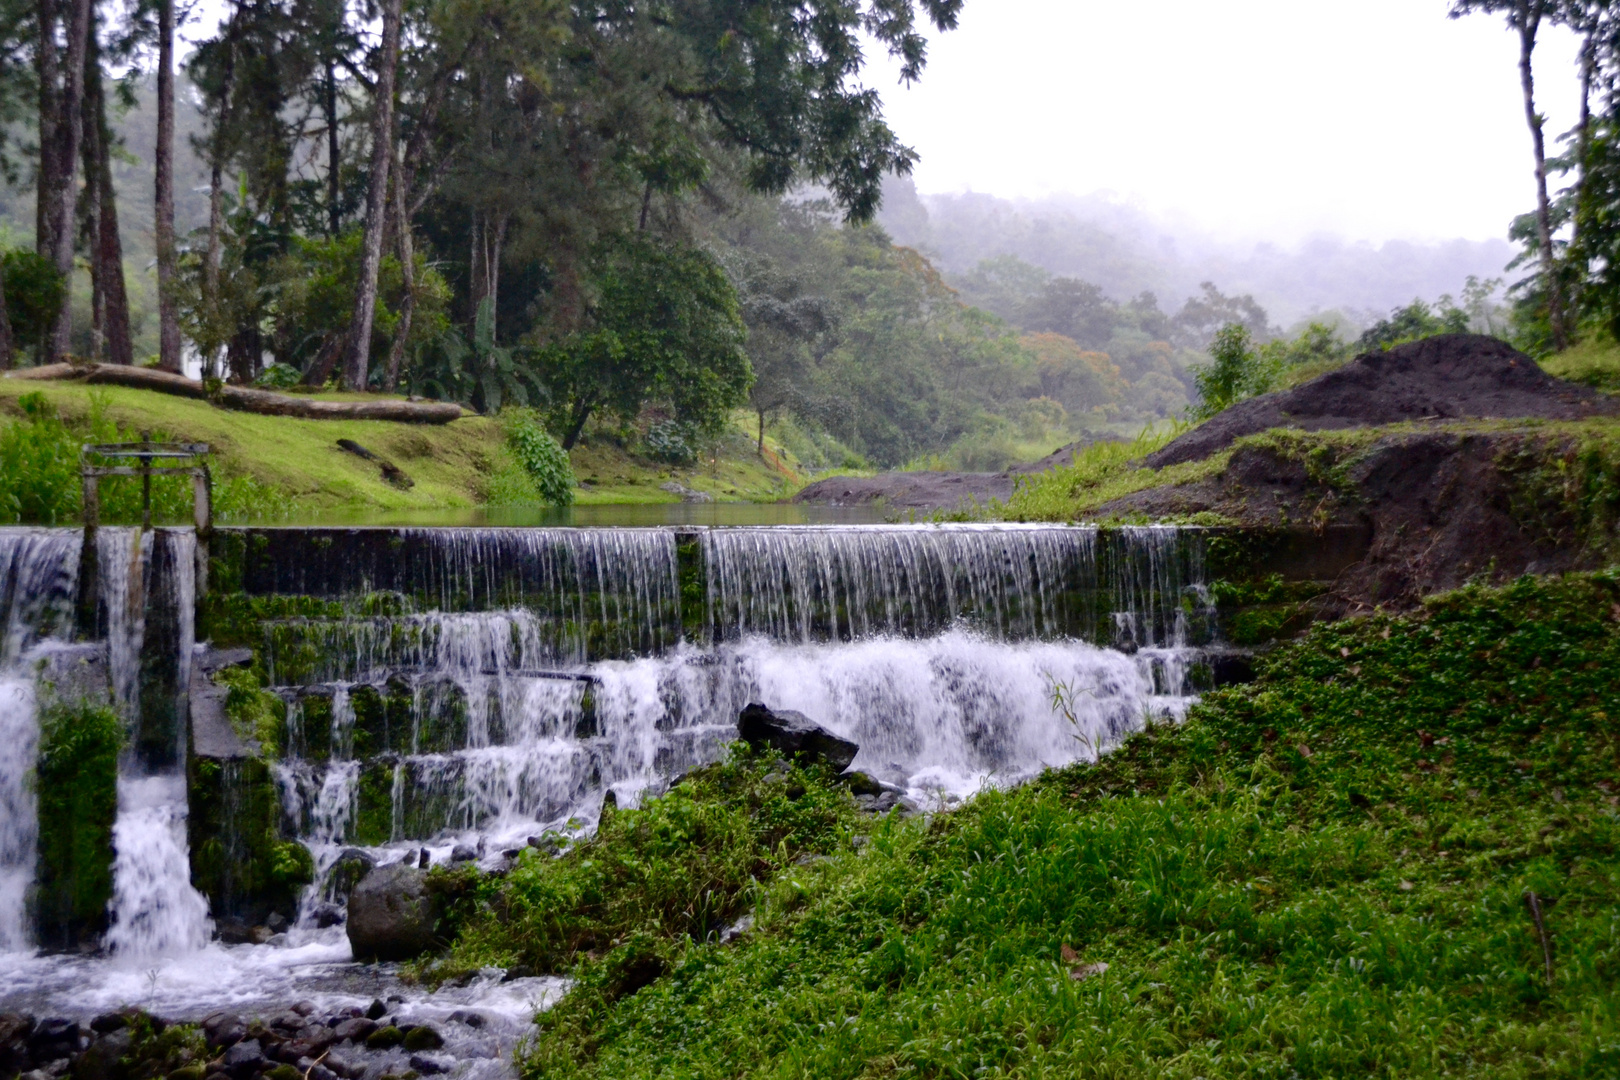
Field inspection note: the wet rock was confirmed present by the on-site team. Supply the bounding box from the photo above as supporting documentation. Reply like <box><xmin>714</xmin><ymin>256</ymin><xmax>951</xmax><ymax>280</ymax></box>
<box><xmin>264</xmin><ymin>1065</ymin><xmax>302</xmax><ymax>1080</ymax></box>
<box><xmin>322</xmin><ymin>1052</ymin><xmax>364</xmax><ymax>1080</ymax></box>
<box><xmin>307</xmin><ymin>1066</ymin><xmax>337</xmax><ymax>1080</ymax></box>
<box><xmin>856</xmin><ymin>791</ymin><xmax>901</xmax><ymax>814</ymax></box>
<box><xmin>265</xmin><ymin>913</ymin><xmax>289</xmax><ymax>933</ymax></box>
<box><xmin>500</xmin><ymin>965</ymin><xmax>533</xmax><ymax>982</ymax></box>
<box><xmin>738</xmin><ymin>704</ymin><xmax>858</xmax><ymax>771</ymax></box>
<box><xmin>310</xmin><ymin>903</ymin><xmax>345</xmax><ymax>929</ymax></box>
<box><xmin>408</xmin><ymin>1055</ymin><xmax>450</xmax><ymax>1076</ymax></box>
<box><xmin>449</xmin><ymin>844</ymin><xmax>477</xmax><ymax>863</ymax></box>
<box><xmin>221</xmin><ymin>1040</ymin><xmax>264</xmax><ymax>1080</ymax></box>
<box><xmin>213</xmin><ymin>918</ymin><xmax>255</xmax><ymax>946</ymax></box>
<box><xmin>444</xmin><ymin>1012</ymin><xmax>485</xmax><ymax>1030</ymax></box>
<box><xmin>29</xmin><ymin>1020</ymin><xmax>79</xmax><ymax>1064</ymax></box>
<box><xmin>401</xmin><ymin>1027</ymin><xmax>442</xmax><ymax>1052</ymax></box>
<box><xmin>248</xmin><ymin>927</ymin><xmax>275</xmax><ymax>946</ymax></box>
<box><xmin>86</xmin><ymin>1015</ymin><xmax>127</xmax><ymax>1036</ymax></box>
<box><xmin>69</xmin><ymin>1028</ymin><xmax>130</xmax><ymax>1080</ymax></box>
<box><xmin>0</xmin><ymin>1015</ymin><xmax>35</xmax><ymax>1076</ymax></box>
<box><xmin>268</xmin><ymin>1013</ymin><xmax>305</xmax><ymax>1035</ymax></box>
<box><xmin>839</xmin><ymin>770</ymin><xmax>894</xmax><ymax>797</ymax></box>
<box><xmin>364</xmin><ymin>1002</ymin><xmax>387</xmax><ymax>1022</ymax></box>
<box><xmin>364</xmin><ymin>1028</ymin><xmax>404</xmax><ymax>1051</ymax></box>
<box><xmin>330</xmin><ymin>850</ymin><xmax>376</xmax><ymax>898</ymax></box>
<box><xmin>290</xmin><ymin>1003</ymin><xmax>316</xmax><ymax>1018</ymax></box>
<box><xmin>331</xmin><ymin>1019</ymin><xmax>376</xmax><ymax>1044</ymax></box>
<box><xmin>283</xmin><ymin>1032</ymin><xmax>336</xmax><ymax>1062</ymax></box>
<box><xmin>346</xmin><ymin>862</ymin><xmax>442</xmax><ymax>962</ymax></box>
<box><xmin>201</xmin><ymin>1014</ymin><xmax>246</xmax><ymax>1051</ymax></box>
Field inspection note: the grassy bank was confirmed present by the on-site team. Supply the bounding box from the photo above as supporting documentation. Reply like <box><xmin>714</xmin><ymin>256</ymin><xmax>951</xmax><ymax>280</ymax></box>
<box><xmin>434</xmin><ymin>572</ymin><xmax>1620</xmax><ymax>1078</ymax></box>
<box><xmin>0</xmin><ymin>380</ymin><xmax>814</xmax><ymax>520</ymax></box>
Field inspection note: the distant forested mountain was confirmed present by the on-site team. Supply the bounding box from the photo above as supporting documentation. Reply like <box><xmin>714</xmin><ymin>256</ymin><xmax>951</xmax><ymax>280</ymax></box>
<box><xmin>877</xmin><ymin>177</ymin><xmax>1516</xmax><ymax>331</ymax></box>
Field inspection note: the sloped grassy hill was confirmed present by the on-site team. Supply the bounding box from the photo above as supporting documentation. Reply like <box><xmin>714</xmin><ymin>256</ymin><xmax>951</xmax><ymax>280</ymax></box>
<box><xmin>429</xmin><ymin>572</ymin><xmax>1620</xmax><ymax>1079</ymax></box>
<box><xmin>0</xmin><ymin>380</ymin><xmax>811</xmax><ymax>519</ymax></box>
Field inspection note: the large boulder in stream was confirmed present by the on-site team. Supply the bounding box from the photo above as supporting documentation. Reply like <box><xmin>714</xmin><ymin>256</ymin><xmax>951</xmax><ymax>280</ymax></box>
<box><xmin>345</xmin><ymin>861</ymin><xmax>442</xmax><ymax>962</ymax></box>
<box><xmin>738</xmin><ymin>704</ymin><xmax>858</xmax><ymax>771</ymax></box>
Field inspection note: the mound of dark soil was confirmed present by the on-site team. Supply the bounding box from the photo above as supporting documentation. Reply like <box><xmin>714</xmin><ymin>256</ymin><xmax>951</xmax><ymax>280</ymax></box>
<box><xmin>1147</xmin><ymin>333</ymin><xmax>1619</xmax><ymax>468</ymax></box>
<box><xmin>1099</xmin><ymin>428</ymin><xmax>1614</xmax><ymax>613</ymax></box>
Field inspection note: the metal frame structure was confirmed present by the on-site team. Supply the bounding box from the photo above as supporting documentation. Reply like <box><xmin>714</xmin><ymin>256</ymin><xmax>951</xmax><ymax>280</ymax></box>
<box><xmin>80</xmin><ymin>431</ymin><xmax>212</xmax><ymax>532</ymax></box>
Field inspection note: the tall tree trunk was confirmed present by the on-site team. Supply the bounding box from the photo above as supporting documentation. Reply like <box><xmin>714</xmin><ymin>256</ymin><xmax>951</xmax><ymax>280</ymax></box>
<box><xmin>561</xmin><ymin>400</ymin><xmax>592</xmax><ymax>451</ymax></box>
<box><xmin>0</xmin><ymin>275</ymin><xmax>13</xmax><ymax>369</ymax></box>
<box><xmin>1518</xmin><ymin>5</ymin><xmax>1569</xmax><ymax>349</ymax></box>
<box><xmin>203</xmin><ymin>16</ymin><xmax>239</xmax><ymax>381</ymax></box>
<box><xmin>325</xmin><ymin>60</ymin><xmax>340</xmax><ymax>236</ymax></box>
<box><xmin>82</xmin><ymin>27</ymin><xmax>132</xmax><ymax>366</ymax></box>
<box><xmin>383</xmin><ymin>147</ymin><xmax>414</xmax><ymax>392</ymax></box>
<box><xmin>341</xmin><ymin>0</ymin><xmax>402</xmax><ymax>391</ymax></box>
<box><xmin>81</xmin><ymin>65</ymin><xmax>103</xmax><ymax>362</ymax></box>
<box><xmin>1571</xmin><ymin>21</ymin><xmax>1598</xmax><ymax>297</ymax></box>
<box><xmin>468</xmin><ymin>212</ymin><xmax>507</xmax><ymax>331</ymax></box>
<box><xmin>155</xmin><ymin>0</ymin><xmax>182</xmax><ymax>372</ymax></box>
<box><xmin>46</xmin><ymin>0</ymin><xmax>90</xmax><ymax>360</ymax></box>
<box><xmin>35</xmin><ymin>0</ymin><xmax>60</xmax><ymax>265</ymax></box>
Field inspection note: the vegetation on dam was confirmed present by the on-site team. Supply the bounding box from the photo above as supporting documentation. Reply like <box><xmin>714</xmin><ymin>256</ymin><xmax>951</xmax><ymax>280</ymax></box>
<box><xmin>406</xmin><ymin>571</ymin><xmax>1620</xmax><ymax>1079</ymax></box>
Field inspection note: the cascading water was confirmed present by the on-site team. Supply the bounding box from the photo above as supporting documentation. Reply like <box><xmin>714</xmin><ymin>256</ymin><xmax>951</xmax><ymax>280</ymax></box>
<box><xmin>268</xmin><ymin>524</ymin><xmax>1216</xmax><ymax>912</ymax></box>
<box><xmin>97</xmin><ymin>528</ymin><xmax>213</xmax><ymax>959</ymax></box>
<box><xmin>0</xmin><ymin>529</ymin><xmax>82</xmax><ymax>952</ymax></box>
<box><xmin>0</xmin><ymin>521</ymin><xmax>1220</xmax><ymax>1053</ymax></box>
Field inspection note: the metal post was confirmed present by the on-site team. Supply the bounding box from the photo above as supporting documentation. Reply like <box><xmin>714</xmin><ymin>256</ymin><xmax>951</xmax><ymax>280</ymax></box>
<box><xmin>193</xmin><ymin>464</ymin><xmax>212</xmax><ymax>599</ymax></box>
<box><xmin>140</xmin><ymin>430</ymin><xmax>153</xmax><ymax>531</ymax></box>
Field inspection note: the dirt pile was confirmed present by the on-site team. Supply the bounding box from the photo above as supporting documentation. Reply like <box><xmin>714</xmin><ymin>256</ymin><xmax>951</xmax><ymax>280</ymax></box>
<box><xmin>1098</xmin><ymin>427</ymin><xmax>1620</xmax><ymax>613</ymax></box>
<box><xmin>1147</xmin><ymin>334</ymin><xmax>1620</xmax><ymax>468</ymax></box>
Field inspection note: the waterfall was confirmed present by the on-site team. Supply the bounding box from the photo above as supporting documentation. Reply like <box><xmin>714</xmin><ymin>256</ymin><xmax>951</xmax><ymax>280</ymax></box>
<box><xmin>0</xmin><ymin>529</ymin><xmax>82</xmax><ymax>953</ymax></box>
<box><xmin>103</xmin><ymin>528</ymin><xmax>213</xmax><ymax>958</ymax></box>
<box><xmin>266</xmin><ymin>524</ymin><xmax>1218</xmax><ymax>898</ymax></box>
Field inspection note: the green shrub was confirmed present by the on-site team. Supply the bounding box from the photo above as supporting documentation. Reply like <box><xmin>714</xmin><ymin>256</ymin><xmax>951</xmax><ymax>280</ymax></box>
<box><xmin>2</xmin><ymin>248</ymin><xmax>66</xmax><ymax>356</ymax></box>
<box><xmin>502</xmin><ymin>408</ymin><xmax>575</xmax><ymax>506</ymax></box>
<box><xmin>642</xmin><ymin>419</ymin><xmax>698</xmax><ymax>466</ymax></box>
<box><xmin>35</xmin><ymin>701</ymin><xmax>122</xmax><ymax>943</ymax></box>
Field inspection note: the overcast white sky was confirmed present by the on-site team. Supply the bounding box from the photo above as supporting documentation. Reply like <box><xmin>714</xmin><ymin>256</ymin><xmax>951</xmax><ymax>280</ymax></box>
<box><xmin>867</xmin><ymin>0</ymin><xmax>1583</xmax><ymax>246</ymax></box>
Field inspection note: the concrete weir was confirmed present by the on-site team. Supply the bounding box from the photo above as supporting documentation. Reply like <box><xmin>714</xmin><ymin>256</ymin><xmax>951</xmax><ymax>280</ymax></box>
<box><xmin>0</xmin><ymin>521</ymin><xmax>1369</xmax><ymax>952</ymax></box>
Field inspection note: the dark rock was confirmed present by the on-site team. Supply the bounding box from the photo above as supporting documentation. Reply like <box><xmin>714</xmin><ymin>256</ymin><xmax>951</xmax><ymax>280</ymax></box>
<box><xmin>0</xmin><ymin>1014</ymin><xmax>33</xmax><ymax>1077</ymax></box>
<box><xmin>330</xmin><ymin>850</ymin><xmax>376</xmax><ymax>899</ymax></box>
<box><xmin>282</xmin><ymin>1032</ymin><xmax>335</xmax><ymax>1062</ymax></box>
<box><xmin>407</xmin><ymin>1056</ymin><xmax>448</xmax><ymax>1076</ymax></box>
<box><xmin>86</xmin><ymin>1015</ymin><xmax>126</xmax><ymax>1037</ymax></box>
<box><xmin>290</xmin><ymin>1003</ymin><xmax>316</xmax><ymax>1018</ymax></box>
<box><xmin>29</xmin><ymin>1020</ymin><xmax>79</xmax><ymax>1064</ymax></box>
<box><xmin>500</xmin><ymin>965</ymin><xmax>533</xmax><ymax>982</ymax></box>
<box><xmin>307</xmin><ymin>1066</ymin><xmax>337</xmax><ymax>1080</ymax></box>
<box><xmin>738</xmin><ymin>704</ymin><xmax>858</xmax><ymax>771</ymax></box>
<box><xmin>346</xmin><ymin>862</ymin><xmax>442</xmax><ymax>962</ymax></box>
<box><xmin>444</xmin><ymin>1012</ymin><xmax>485</xmax><ymax>1030</ymax></box>
<box><xmin>401</xmin><ymin>1027</ymin><xmax>442</xmax><ymax>1052</ymax></box>
<box><xmin>264</xmin><ymin>1065</ymin><xmax>302</xmax><ymax>1080</ymax></box>
<box><xmin>331</xmin><ymin>1019</ymin><xmax>376</xmax><ymax>1044</ymax></box>
<box><xmin>364</xmin><ymin>1002</ymin><xmax>387</xmax><ymax>1022</ymax></box>
<box><xmin>265</xmin><ymin>913</ymin><xmax>289</xmax><ymax>934</ymax></box>
<box><xmin>221</xmin><ymin>1040</ymin><xmax>264</xmax><ymax>1080</ymax></box>
<box><xmin>448</xmin><ymin>845</ymin><xmax>476</xmax><ymax>864</ymax></box>
<box><xmin>213</xmin><ymin>918</ymin><xmax>255</xmax><ymax>945</ymax></box>
<box><xmin>417</xmin><ymin>848</ymin><xmax>430</xmax><ymax>870</ymax></box>
<box><xmin>364</xmin><ymin>1028</ymin><xmax>404</xmax><ymax>1052</ymax></box>
<box><xmin>268</xmin><ymin>1014</ymin><xmax>304</xmax><ymax>1035</ymax></box>
<box><xmin>69</xmin><ymin>1029</ymin><xmax>129</xmax><ymax>1080</ymax></box>
<box><xmin>323</xmin><ymin>1053</ymin><xmax>363</xmax><ymax>1080</ymax></box>
<box><xmin>310</xmin><ymin>903</ymin><xmax>345</xmax><ymax>929</ymax></box>
<box><xmin>201</xmin><ymin>1015</ymin><xmax>246</xmax><ymax>1051</ymax></box>
<box><xmin>838</xmin><ymin>770</ymin><xmax>889</xmax><ymax>797</ymax></box>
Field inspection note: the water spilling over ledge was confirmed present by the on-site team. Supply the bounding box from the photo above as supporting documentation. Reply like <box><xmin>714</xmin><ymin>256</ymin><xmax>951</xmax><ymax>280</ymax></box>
<box><xmin>0</xmin><ymin>520</ymin><xmax>1370</xmax><ymax>1029</ymax></box>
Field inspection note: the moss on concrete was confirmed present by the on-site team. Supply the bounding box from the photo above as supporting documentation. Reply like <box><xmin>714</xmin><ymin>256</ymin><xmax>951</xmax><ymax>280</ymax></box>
<box><xmin>34</xmin><ymin>700</ymin><xmax>122</xmax><ymax>945</ymax></box>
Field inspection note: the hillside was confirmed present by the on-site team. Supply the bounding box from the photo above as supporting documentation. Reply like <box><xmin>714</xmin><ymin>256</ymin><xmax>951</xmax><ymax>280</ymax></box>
<box><xmin>429</xmin><ymin>571</ymin><xmax>1620</xmax><ymax>1078</ymax></box>
<box><xmin>0</xmin><ymin>380</ymin><xmax>813</xmax><ymax>521</ymax></box>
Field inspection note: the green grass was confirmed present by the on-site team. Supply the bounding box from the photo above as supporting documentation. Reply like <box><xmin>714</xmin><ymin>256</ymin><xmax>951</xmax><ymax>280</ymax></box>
<box><xmin>0</xmin><ymin>381</ymin><xmax>819</xmax><ymax>519</ymax></box>
<box><xmin>443</xmin><ymin>572</ymin><xmax>1620</xmax><ymax>1079</ymax></box>
<box><xmin>1001</xmin><ymin>424</ymin><xmax>1226</xmax><ymax>522</ymax></box>
<box><xmin>1541</xmin><ymin>337</ymin><xmax>1620</xmax><ymax>392</ymax></box>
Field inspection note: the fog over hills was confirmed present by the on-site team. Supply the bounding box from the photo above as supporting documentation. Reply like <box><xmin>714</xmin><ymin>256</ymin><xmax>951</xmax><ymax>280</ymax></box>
<box><xmin>877</xmin><ymin>176</ymin><xmax>1518</xmax><ymax>332</ymax></box>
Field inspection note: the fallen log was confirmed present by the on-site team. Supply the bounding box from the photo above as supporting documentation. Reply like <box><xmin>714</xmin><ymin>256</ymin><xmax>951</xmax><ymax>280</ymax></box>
<box><xmin>3</xmin><ymin>362</ymin><xmax>467</xmax><ymax>423</ymax></box>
